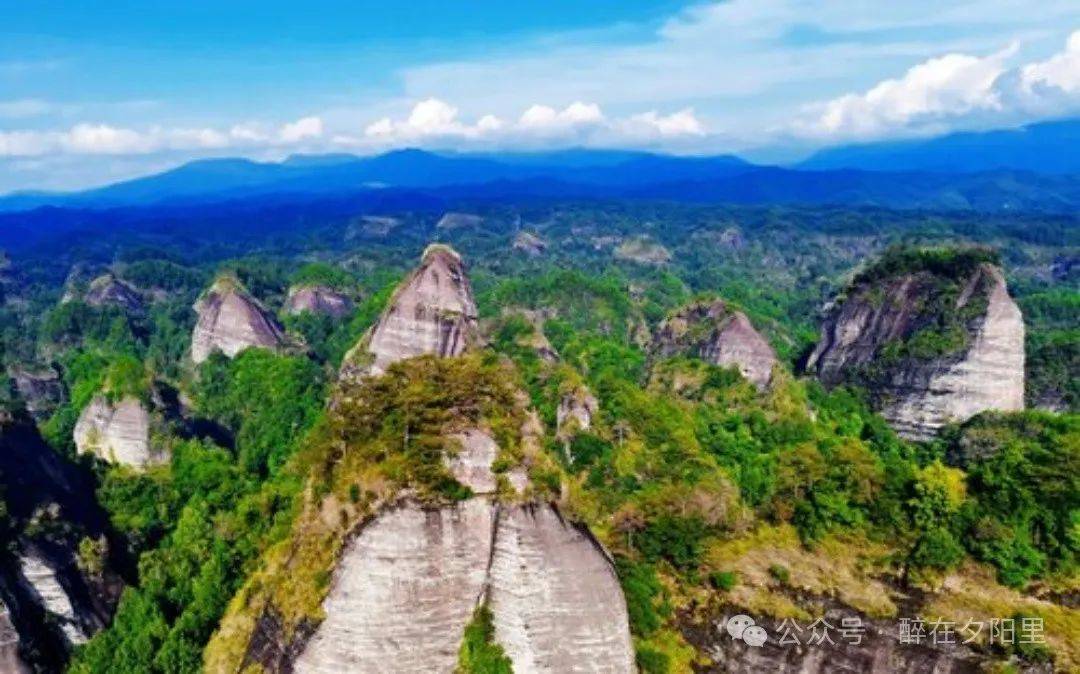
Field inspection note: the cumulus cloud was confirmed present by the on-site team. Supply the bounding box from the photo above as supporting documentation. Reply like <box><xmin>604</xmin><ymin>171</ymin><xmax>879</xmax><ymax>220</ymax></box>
<box><xmin>795</xmin><ymin>30</ymin><xmax>1080</xmax><ymax>140</ymax></box>
<box><xmin>360</xmin><ymin>98</ymin><xmax>701</xmax><ymax>146</ymax></box>
<box><xmin>0</xmin><ymin>115</ymin><xmax>324</xmax><ymax>157</ymax></box>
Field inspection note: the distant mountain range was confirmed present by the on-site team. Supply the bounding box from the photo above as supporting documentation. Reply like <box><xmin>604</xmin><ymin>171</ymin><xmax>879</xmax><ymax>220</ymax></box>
<box><xmin>0</xmin><ymin>118</ymin><xmax>1077</xmax><ymax>215</ymax></box>
<box><xmin>799</xmin><ymin>118</ymin><xmax>1080</xmax><ymax>174</ymax></box>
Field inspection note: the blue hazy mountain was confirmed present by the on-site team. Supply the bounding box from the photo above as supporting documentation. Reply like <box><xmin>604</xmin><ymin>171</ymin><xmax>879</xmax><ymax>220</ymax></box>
<box><xmin>799</xmin><ymin>118</ymin><xmax>1080</xmax><ymax>174</ymax></box>
<box><xmin>1</xmin><ymin>144</ymin><xmax>1078</xmax><ymax>216</ymax></box>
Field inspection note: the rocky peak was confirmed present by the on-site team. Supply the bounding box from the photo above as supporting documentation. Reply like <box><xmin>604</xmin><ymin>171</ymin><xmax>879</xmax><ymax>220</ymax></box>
<box><xmin>73</xmin><ymin>395</ymin><xmax>163</xmax><ymax>469</ymax></box>
<box><xmin>84</xmin><ymin>273</ymin><xmax>144</xmax><ymax>313</ymax></box>
<box><xmin>284</xmin><ymin>285</ymin><xmax>353</xmax><ymax>318</ymax></box>
<box><xmin>652</xmin><ymin>299</ymin><xmax>779</xmax><ymax>390</ymax></box>
<box><xmin>436</xmin><ymin>212</ymin><xmax>484</xmax><ymax>230</ymax></box>
<box><xmin>342</xmin><ymin>244</ymin><xmax>478</xmax><ymax>378</ymax></box>
<box><xmin>807</xmin><ymin>252</ymin><xmax>1024</xmax><ymax>440</ymax></box>
<box><xmin>191</xmin><ymin>276</ymin><xmax>286</xmax><ymax>364</ymax></box>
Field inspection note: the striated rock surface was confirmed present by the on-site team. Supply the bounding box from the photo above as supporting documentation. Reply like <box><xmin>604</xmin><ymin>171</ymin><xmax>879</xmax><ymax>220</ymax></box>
<box><xmin>17</xmin><ymin>552</ymin><xmax>88</xmax><ymax>646</ymax></box>
<box><xmin>807</xmin><ymin>260</ymin><xmax>1024</xmax><ymax>441</ymax></box>
<box><xmin>652</xmin><ymin>299</ymin><xmax>778</xmax><ymax>390</ymax></box>
<box><xmin>293</xmin><ymin>500</ymin><xmax>495</xmax><ymax>674</ymax></box>
<box><xmin>9</xmin><ymin>365</ymin><xmax>64</xmax><ymax>420</ymax></box>
<box><xmin>488</xmin><ymin>505</ymin><xmax>635</xmax><ymax>674</ymax></box>
<box><xmin>342</xmin><ymin>244</ymin><xmax>478</xmax><ymax>378</ymax></box>
<box><xmin>284</xmin><ymin>285</ymin><xmax>353</xmax><ymax>318</ymax></box>
<box><xmin>191</xmin><ymin>277</ymin><xmax>286</xmax><ymax>364</ymax></box>
<box><xmin>84</xmin><ymin>274</ymin><xmax>144</xmax><ymax>312</ymax></box>
<box><xmin>293</xmin><ymin>426</ymin><xmax>634</xmax><ymax>674</ymax></box>
<box><xmin>73</xmin><ymin>395</ymin><xmax>161</xmax><ymax>468</ymax></box>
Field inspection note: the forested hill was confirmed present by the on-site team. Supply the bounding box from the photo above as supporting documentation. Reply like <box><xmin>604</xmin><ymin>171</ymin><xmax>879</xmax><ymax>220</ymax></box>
<box><xmin>0</xmin><ymin>194</ymin><xmax>1076</xmax><ymax>672</ymax></box>
<box><xmin>4</xmin><ymin>147</ymin><xmax>1080</xmax><ymax>215</ymax></box>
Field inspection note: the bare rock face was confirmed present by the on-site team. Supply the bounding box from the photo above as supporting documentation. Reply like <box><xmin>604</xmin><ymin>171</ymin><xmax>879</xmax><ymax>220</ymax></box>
<box><xmin>191</xmin><ymin>278</ymin><xmax>286</xmax><ymax>364</ymax></box>
<box><xmin>614</xmin><ymin>238</ymin><xmax>672</xmax><ymax>265</ymax></box>
<box><xmin>488</xmin><ymin>506</ymin><xmax>636</xmax><ymax>674</ymax></box>
<box><xmin>73</xmin><ymin>395</ymin><xmax>161</xmax><ymax>468</ymax></box>
<box><xmin>436</xmin><ymin>212</ymin><xmax>484</xmax><ymax>230</ymax></box>
<box><xmin>0</xmin><ymin>602</ymin><xmax>30</xmax><ymax>674</ymax></box>
<box><xmin>557</xmin><ymin>385</ymin><xmax>599</xmax><ymax>439</ymax></box>
<box><xmin>513</xmin><ymin>231</ymin><xmax>547</xmax><ymax>257</ymax></box>
<box><xmin>8</xmin><ymin>365</ymin><xmax>64</xmax><ymax>420</ymax></box>
<box><xmin>293</xmin><ymin>427</ymin><xmax>634</xmax><ymax>674</ymax></box>
<box><xmin>17</xmin><ymin>551</ymin><xmax>89</xmax><ymax>646</ymax></box>
<box><xmin>807</xmin><ymin>262</ymin><xmax>1024</xmax><ymax>441</ymax></box>
<box><xmin>342</xmin><ymin>244</ymin><xmax>478</xmax><ymax>378</ymax></box>
<box><xmin>284</xmin><ymin>285</ymin><xmax>353</xmax><ymax>318</ymax></box>
<box><xmin>652</xmin><ymin>299</ymin><xmax>779</xmax><ymax>390</ymax></box>
<box><xmin>84</xmin><ymin>274</ymin><xmax>144</xmax><ymax>313</ymax></box>
<box><xmin>446</xmin><ymin>429</ymin><xmax>501</xmax><ymax>494</ymax></box>
<box><xmin>293</xmin><ymin>500</ymin><xmax>495</xmax><ymax>674</ymax></box>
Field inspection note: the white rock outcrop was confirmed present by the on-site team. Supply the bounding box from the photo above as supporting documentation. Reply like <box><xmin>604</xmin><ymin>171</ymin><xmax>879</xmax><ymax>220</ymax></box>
<box><xmin>808</xmin><ymin>262</ymin><xmax>1025</xmax><ymax>440</ymax></box>
<box><xmin>73</xmin><ymin>395</ymin><xmax>160</xmax><ymax>468</ymax></box>
<box><xmin>84</xmin><ymin>274</ymin><xmax>144</xmax><ymax>313</ymax></box>
<box><xmin>18</xmin><ymin>552</ymin><xmax>88</xmax><ymax>646</ymax></box>
<box><xmin>191</xmin><ymin>278</ymin><xmax>286</xmax><ymax>364</ymax></box>
<box><xmin>556</xmin><ymin>385</ymin><xmax>599</xmax><ymax>439</ymax></box>
<box><xmin>342</xmin><ymin>244</ymin><xmax>478</xmax><ymax>378</ymax></box>
<box><xmin>652</xmin><ymin>299</ymin><xmax>778</xmax><ymax>390</ymax></box>
<box><xmin>284</xmin><ymin>285</ymin><xmax>353</xmax><ymax>318</ymax></box>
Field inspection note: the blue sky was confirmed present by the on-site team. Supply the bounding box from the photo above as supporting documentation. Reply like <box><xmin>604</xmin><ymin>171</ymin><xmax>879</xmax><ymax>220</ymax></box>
<box><xmin>2</xmin><ymin>1</ymin><xmax>1079</xmax><ymax>192</ymax></box>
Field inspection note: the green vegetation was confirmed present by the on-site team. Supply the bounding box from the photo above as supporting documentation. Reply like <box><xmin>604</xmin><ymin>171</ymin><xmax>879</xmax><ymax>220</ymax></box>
<box><xmin>457</xmin><ymin>605</ymin><xmax>513</xmax><ymax>674</ymax></box>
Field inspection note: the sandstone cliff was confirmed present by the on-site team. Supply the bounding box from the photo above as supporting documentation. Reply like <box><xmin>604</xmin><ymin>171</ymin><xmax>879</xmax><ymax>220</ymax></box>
<box><xmin>84</xmin><ymin>274</ymin><xmax>144</xmax><ymax>313</ymax></box>
<box><xmin>652</xmin><ymin>299</ymin><xmax>778</xmax><ymax>390</ymax></box>
<box><xmin>191</xmin><ymin>277</ymin><xmax>286</xmax><ymax>364</ymax></box>
<box><xmin>341</xmin><ymin>244</ymin><xmax>478</xmax><ymax>378</ymax></box>
<box><xmin>0</xmin><ymin>603</ymin><xmax>29</xmax><ymax>674</ymax></box>
<box><xmin>807</xmin><ymin>254</ymin><xmax>1024</xmax><ymax>440</ymax></box>
<box><xmin>284</xmin><ymin>285</ymin><xmax>353</xmax><ymax>318</ymax></box>
<box><xmin>73</xmin><ymin>395</ymin><xmax>162</xmax><ymax>468</ymax></box>
<box><xmin>293</xmin><ymin>434</ymin><xmax>634</xmax><ymax>674</ymax></box>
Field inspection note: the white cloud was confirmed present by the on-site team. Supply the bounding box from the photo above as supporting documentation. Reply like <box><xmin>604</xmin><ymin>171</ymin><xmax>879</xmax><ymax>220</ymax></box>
<box><xmin>623</xmin><ymin>109</ymin><xmax>706</xmax><ymax>137</ymax></box>
<box><xmin>279</xmin><ymin>116</ymin><xmax>323</xmax><ymax>142</ymax></box>
<box><xmin>794</xmin><ymin>30</ymin><xmax>1080</xmax><ymax>140</ymax></box>
<box><xmin>0</xmin><ymin>115</ymin><xmax>326</xmax><ymax>158</ymax></box>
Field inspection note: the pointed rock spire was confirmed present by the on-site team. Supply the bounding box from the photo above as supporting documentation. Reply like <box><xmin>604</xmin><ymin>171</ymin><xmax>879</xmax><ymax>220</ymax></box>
<box><xmin>191</xmin><ymin>275</ymin><xmax>286</xmax><ymax>364</ymax></box>
<box><xmin>342</xmin><ymin>244</ymin><xmax>478</xmax><ymax>378</ymax></box>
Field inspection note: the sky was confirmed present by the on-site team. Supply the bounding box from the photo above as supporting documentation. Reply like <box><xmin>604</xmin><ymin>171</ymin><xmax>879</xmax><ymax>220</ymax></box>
<box><xmin>1</xmin><ymin>0</ymin><xmax>1079</xmax><ymax>192</ymax></box>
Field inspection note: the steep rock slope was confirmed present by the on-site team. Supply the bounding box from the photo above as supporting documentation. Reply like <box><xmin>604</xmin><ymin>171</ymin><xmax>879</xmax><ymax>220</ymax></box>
<box><xmin>73</xmin><ymin>395</ymin><xmax>161</xmax><ymax>468</ymax></box>
<box><xmin>556</xmin><ymin>384</ymin><xmax>599</xmax><ymax>439</ymax></box>
<box><xmin>341</xmin><ymin>244</ymin><xmax>478</xmax><ymax>378</ymax></box>
<box><xmin>8</xmin><ymin>365</ymin><xmax>64</xmax><ymax>420</ymax></box>
<box><xmin>652</xmin><ymin>299</ymin><xmax>778</xmax><ymax>390</ymax></box>
<box><xmin>191</xmin><ymin>277</ymin><xmax>286</xmax><ymax>364</ymax></box>
<box><xmin>284</xmin><ymin>285</ymin><xmax>353</xmax><ymax>318</ymax></box>
<box><xmin>0</xmin><ymin>603</ymin><xmax>30</xmax><ymax>673</ymax></box>
<box><xmin>0</xmin><ymin>414</ymin><xmax>124</xmax><ymax>671</ymax></box>
<box><xmin>295</xmin><ymin>482</ymin><xmax>634</xmax><ymax>674</ymax></box>
<box><xmin>83</xmin><ymin>273</ymin><xmax>144</xmax><ymax>313</ymax></box>
<box><xmin>807</xmin><ymin>252</ymin><xmax>1024</xmax><ymax>440</ymax></box>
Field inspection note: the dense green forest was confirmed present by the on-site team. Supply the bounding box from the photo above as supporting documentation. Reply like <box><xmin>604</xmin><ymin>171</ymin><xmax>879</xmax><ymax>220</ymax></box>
<box><xmin>0</xmin><ymin>199</ymin><xmax>1076</xmax><ymax>672</ymax></box>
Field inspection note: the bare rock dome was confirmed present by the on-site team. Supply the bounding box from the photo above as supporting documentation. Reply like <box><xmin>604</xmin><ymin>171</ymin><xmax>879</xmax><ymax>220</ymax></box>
<box><xmin>191</xmin><ymin>276</ymin><xmax>286</xmax><ymax>364</ymax></box>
